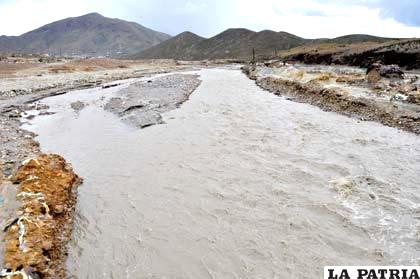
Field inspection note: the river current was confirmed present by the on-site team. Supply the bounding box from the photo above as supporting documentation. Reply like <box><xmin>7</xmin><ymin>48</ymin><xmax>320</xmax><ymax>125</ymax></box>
<box><xmin>24</xmin><ymin>68</ymin><xmax>420</xmax><ymax>278</ymax></box>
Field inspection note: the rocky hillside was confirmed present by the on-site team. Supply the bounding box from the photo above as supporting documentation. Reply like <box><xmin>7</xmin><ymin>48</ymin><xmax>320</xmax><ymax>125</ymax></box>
<box><xmin>195</xmin><ymin>29</ymin><xmax>305</xmax><ymax>60</ymax></box>
<box><xmin>315</xmin><ymin>34</ymin><xmax>394</xmax><ymax>45</ymax></box>
<box><xmin>132</xmin><ymin>31</ymin><xmax>205</xmax><ymax>60</ymax></box>
<box><xmin>132</xmin><ymin>29</ymin><xmax>305</xmax><ymax>60</ymax></box>
<box><xmin>132</xmin><ymin>29</ymin><xmax>397</xmax><ymax>61</ymax></box>
<box><xmin>0</xmin><ymin>13</ymin><xmax>171</xmax><ymax>57</ymax></box>
<box><xmin>282</xmin><ymin>39</ymin><xmax>420</xmax><ymax>70</ymax></box>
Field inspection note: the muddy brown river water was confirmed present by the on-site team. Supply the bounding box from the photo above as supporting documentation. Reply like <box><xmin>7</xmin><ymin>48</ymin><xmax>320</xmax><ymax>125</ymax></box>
<box><xmin>22</xmin><ymin>68</ymin><xmax>420</xmax><ymax>278</ymax></box>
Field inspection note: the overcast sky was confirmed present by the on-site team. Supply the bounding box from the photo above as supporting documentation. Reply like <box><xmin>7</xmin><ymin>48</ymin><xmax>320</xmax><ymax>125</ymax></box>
<box><xmin>0</xmin><ymin>0</ymin><xmax>419</xmax><ymax>38</ymax></box>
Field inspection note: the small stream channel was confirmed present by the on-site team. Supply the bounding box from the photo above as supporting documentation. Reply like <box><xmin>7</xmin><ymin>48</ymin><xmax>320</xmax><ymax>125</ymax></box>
<box><xmin>22</xmin><ymin>68</ymin><xmax>420</xmax><ymax>278</ymax></box>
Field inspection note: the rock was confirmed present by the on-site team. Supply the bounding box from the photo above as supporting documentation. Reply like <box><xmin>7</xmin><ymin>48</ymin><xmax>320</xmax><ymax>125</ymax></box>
<box><xmin>284</xmin><ymin>67</ymin><xmax>304</xmax><ymax>80</ymax></box>
<box><xmin>367</xmin><ymin>63</ymin><xmax>404</xmax><ymax>82</ymax></box>
<box><xmin>264</xmin><ymin>60</ymin><xmax>285</xmax><ymax>68</ymax></box>
<box><xmin>392</xmin><ymin>93</ymin><xmax>408</xmax><ymax>102</ymax></box>
<box><xmin>102</xmin><ymin>83</ymin><xmax>120</xmax><ymax>89</ymax></box>
<box><xmin>54</xmin><ymin>205</ymin><xmax>64</xmax><ymax>214</ymax></box>
<box><xmin>335</xmin><ymin>75</ymin><xmax>364</xmax><ymax>85</ymax></box>
<box><xmin>407</xmin><ymin>75</ymin><xmax>419</xmax><ymax>84</ymax></box>
<box><xmin>70</xmin><ymin>101</ymin><xmax>85</xmax><ymax>112</ymax></box>
<box><xmin>399</xmin><ymin>84</ymin><xmax>417</xmax><ymax>94</ymax></box>
<box><xmin>407</xmin><ymin>91</ymin><xmax>420</xmax><ymax>104</ymax></box>
<box><xmin>372</xmin><ymin>80</ymin><xmax>389</xmax><ymax>91</ymax></box>
<box><xmin>242</xmin><ymin>65</ymin><xmax>258</xmax><ymax>80</ymax></box>
<box><xmin>312</xmin><ymin>73</ymin><xmax>333</xmax><ymax>82</ymax></box>
<box><xmin>41</xmin><ymin>240</ymin><xmax>53</xmax><ymax>250</ymax></box>
<box><xmin>335</xmin><ymin>76</ymin><xmax>348</xmax><ymax>83</ymax></box>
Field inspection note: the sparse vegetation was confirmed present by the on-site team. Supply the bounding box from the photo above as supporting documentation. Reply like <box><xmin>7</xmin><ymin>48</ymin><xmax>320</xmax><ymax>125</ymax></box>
<box><xmin>279</xmin><ymin>39</ymin><xmax>420</xmax><ymax>69</ymax></box>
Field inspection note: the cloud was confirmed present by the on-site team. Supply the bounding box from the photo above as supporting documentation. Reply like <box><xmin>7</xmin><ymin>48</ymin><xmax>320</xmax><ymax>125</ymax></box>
<box><xmin>217</xmin><ymin>0</ymin><xmax>420</xmax><ymax>38</ymax></box>
<box><xmin>0</xmin><ymin>0</ymin><xmax>419</xmax><ymax>38</ymax></box>
<box><xmin>375</xmin><ymin>0</ymin><xmax>420</xmax><ymax>27</ymax></box>
<box><xmin>303</xmin><ymin>10</ymin><xmax>326</xmax><ymax>17</ymax></box>
<box><xmin>313</xmin><ymin>0</ymin><xmax>420</xmax><ymax>27</ymax></box>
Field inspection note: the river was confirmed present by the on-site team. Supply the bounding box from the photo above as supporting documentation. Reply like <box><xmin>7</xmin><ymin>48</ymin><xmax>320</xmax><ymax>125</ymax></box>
<box><xmin>24</xmin><ymin>68</ymin><xmax>420</xmax><ymax>278</ymax></box>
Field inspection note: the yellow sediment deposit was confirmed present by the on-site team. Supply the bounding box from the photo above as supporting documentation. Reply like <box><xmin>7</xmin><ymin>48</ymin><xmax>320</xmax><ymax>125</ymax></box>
<box><xmin>283</xmin><ymin>67</ymin><xmax>304</xmax><ymax>80</ymax></box>
<box><xmin>2</xmin><ymin>154</ymin><xmax>81</xmax><ymax>279</ymax></box>
<box><xmin>407</xmin><ymin>91</ymin><xmax>420</xmax><ymax>105</ymax></box>
<box><xmin>336</xmin><ymin>75</ymin><xmax>365</xmax><ymax>84</ymax></box>
<box><xmin>311</xmin><ymin>72</ymin><xmax>335</xmax><ymax>82</ymax></box>
<box><xmin>336</xmin><ymin>76</ymin><xmax>353</xmax><ymax>83</ymax></box>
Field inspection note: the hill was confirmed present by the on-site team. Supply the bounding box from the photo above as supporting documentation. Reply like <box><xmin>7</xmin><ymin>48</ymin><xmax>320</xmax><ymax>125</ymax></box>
<box><xmin>0</xmin><ymin>13</ymin><xmax>171</xmax><ymax>57</ymax></box>
<box><xmin>311</xmin><ymin>34</ymin><xmax>394</xmax><ymax>45</ymax></box>
<box><xmin>132</xmin><ymin>29</ymin><xmax>395</xmax><ymax>60</ymax></box>
<box><xmin>132</xmin><ymin>31</ymin><xmax>205</xmax><ymax>60</ymax></box>
<box><xmin>280</xmin><ymin>39</ymin><xmax>420</xmax><ymax>69</ymax></box>
<box><xmin>133</xmin><ymin>28</ymin><xmax>306</xmax><ymax>60</ymax></box>
<box><xmin>191</xmin><ymin>29</ymin><xmax>305</xmax><ymax>60</ymax></box>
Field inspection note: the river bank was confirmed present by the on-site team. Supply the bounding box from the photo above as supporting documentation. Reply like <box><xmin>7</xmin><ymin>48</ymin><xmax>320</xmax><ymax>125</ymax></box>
<box><xmin>243</xmin><ymin>64</ymin><xmax>420</xmax><ymax>134</ymax></box>
<box><xmin>277</xmin><ymin>39</ymin><xmax>420</xmax><ymax>70</ymax></box>
<box><xmin>0</xmin><ymin>60</ymin><xmax>203</xmax><ymax>278</ymax></box>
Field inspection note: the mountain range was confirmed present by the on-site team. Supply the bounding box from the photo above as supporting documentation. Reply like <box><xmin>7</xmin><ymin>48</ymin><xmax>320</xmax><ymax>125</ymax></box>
<box><xmin>0</xmin><ymin>13</ymin><xmax>396</xmax><ymax>60</ymax></box>
<box><xmin>132</xmin><ymin>29</ymin><xmax>305</xmax><ymax>60</ymax></box>
<box><xmin>0</xmin><ymin>13</ymin><xmax>170</xmax><ymax>57</ymax></box>
<box><xmin>131</xmin><ymin>29</ymin><xmax>393</xmax><ymax>60</ymax></box>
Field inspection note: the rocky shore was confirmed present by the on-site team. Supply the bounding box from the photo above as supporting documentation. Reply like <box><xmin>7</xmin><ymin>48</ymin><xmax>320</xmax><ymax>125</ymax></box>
<box><xmin>243</xmin><ymin>64</ymin><xmax>420</xmax><ymax>134</ymax></box>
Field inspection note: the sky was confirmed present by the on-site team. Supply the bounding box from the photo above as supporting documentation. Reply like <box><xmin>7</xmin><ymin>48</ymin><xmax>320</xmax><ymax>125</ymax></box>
<box><xmin>0</xmin><ymin>0</ymin><xmax>419</xmax><ymax>38</ymax></box>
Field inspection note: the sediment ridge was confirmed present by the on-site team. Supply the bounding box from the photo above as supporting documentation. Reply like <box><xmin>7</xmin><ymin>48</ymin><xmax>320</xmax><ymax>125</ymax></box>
<box><xmin>104</xmin><ymin>74</ymin><xmax>202</xmax><ymax>128</ymax></box>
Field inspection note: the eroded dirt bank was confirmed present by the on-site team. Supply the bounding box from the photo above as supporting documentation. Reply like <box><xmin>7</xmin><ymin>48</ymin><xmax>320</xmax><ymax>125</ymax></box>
<box><xmin>279</xmin><ymin>39</ymin><xmax>420</xmax><ymax>70</ymax></box>
<box><xmin>2</xmin><ymin>155</ymin><xmax>80</xmax><ymax>278</ymax></box>
<box><xmin>243</xmin><ymin>64</ymin><xmax>420</xmax><ymax>134</ymax></box>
